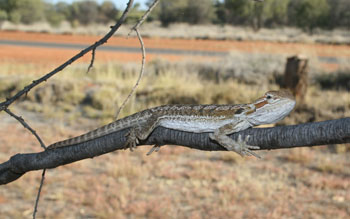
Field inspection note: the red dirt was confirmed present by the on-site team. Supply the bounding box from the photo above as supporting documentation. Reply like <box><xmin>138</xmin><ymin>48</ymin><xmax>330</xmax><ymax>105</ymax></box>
<box><xmin>0</xmin><ymin>30</ymin><xmax>349</xmax><ymax>70</ymax></box>
<box><xmin>1</xmin><ymin>31</ymin><xmax>350</xmax><ymax>56</ymax></box>
<box><xmin>0</xmin><ymin>44</ymin><xmax>205</xmax><ymax>64</ymax></box>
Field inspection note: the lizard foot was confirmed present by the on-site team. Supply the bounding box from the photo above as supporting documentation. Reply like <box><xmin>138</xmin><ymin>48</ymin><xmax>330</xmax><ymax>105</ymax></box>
<box><xmin>146</xmin><ymin>145</ymin><xmax>161</xmax><ymax>156</ymax></box>
<box><xmin>124</xmin><ymin>129</ymin><xmax>139</xmax><ymax>151</ymax></box>
<box><xmin>210</xmin><ymin>133</ymin><xmax>261</xmax><ymax>158</ymax></box>
<box><xmin>235</xmin><ymin>135</ymin><xmax>261</xmax><ymax>158</ymax></box>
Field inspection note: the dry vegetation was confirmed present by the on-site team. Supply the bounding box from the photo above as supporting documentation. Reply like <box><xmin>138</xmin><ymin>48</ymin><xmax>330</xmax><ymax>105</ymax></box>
<box><xmin>2</xmin><ymin>21</ymin><xmax>350</xmax><ymax>45</ymax></box>
<box><xmin>0</xmin><ymin>52</ymin><xmax>349</xmax><ymax>218</ymax></box>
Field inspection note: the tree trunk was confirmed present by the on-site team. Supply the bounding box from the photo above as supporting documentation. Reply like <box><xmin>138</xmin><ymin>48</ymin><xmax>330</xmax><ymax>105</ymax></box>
<box><xmin>283</xmin><ymin>55</ymin><xmax>308</xmax><ymax>103</ymax></box>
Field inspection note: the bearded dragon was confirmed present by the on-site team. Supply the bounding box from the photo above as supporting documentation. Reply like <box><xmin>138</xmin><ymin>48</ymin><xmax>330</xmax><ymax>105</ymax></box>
<box><xmin>48</xmin><ymin>90</ymin><xmax>296</xmax><ymax>158</ymax></box>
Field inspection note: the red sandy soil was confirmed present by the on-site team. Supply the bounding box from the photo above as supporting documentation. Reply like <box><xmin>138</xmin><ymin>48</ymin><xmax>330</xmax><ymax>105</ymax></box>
<box><xmin>0</xmin><ymin>44</ymin><xmax>204</xmax><ymax>64</ymax></box>
<box><xmin>1</xmin><ymin>31</ymin><xmax>350</xmax><ymax>56</ymax></box>
<box><xmin>0</xmin><ymin>31</ymin><xmax>349</xmax><ymax>70</ymax></box>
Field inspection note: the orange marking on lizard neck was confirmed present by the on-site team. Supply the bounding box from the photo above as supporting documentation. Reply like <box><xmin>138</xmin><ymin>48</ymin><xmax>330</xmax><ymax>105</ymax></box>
<box><xmin>254</xmin><ymin>100</ymin><xmax>268</xmax><ymax>109</ymax></box>
<box><xmin>245</xmin><ymin>109</ymin><xmax>256</xmax><ymax>115</ymax></box>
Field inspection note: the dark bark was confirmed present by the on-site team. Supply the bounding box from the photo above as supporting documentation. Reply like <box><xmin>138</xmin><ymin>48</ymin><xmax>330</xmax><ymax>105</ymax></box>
<box><xmin>1</xmin><ymin>118</ymin><xmax>349</xmax><ymax>185</ymax></box>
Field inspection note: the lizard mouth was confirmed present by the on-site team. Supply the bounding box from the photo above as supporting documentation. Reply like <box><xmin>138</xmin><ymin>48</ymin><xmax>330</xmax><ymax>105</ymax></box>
<box><xmin>248</xmin><ymin>100</ymin><xmax>296</xmax><ymax>125</ymax></box>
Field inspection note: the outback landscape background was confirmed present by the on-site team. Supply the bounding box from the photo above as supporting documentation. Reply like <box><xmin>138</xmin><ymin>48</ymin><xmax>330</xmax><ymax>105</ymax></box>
<box><xmin>0</xmin><ymin>0</ymin><xmax>349</xmax><ymax>218</ymax></box>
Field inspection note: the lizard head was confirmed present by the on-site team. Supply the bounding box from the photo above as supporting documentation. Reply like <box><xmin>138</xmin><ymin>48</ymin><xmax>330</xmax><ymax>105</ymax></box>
<box><xmin>248</xmin><ymin>90</ymin><xmax>296</xmax><ymax>125</ymax></box>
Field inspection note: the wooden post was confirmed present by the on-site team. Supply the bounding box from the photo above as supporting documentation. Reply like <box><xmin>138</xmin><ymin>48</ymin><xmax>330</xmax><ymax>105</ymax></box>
<box><xmin>284</xmin><ymin>55</ymin><xmax>308</xmax><ymax>103</ymax></box>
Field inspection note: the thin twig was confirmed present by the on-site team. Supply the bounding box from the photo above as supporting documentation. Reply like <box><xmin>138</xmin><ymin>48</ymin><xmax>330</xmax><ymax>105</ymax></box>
<box><xmin>86</xmin><ymin>48</ymin><xmax>96</xmax><ymax>73</ymax></box>
<box><xmin>33</xmin><ymin>169</ymin><xmax>46</xmax><ymax>219</ymax></box>
<box><xmin>0</xmin><ymin>0</ymin><xmax>134</xmax><ymax>112</ymax></box>
<box><xmin>4</xmin><ymin>108</ymin><xmax>46</xmax><ymax>149</ymax></box>
<box><xmin>4</xmin><ymin>108</ymin><xmax>47</xmax><ymax>218</ymax></box>
<box><xmin>116</xmin><ymin>28</ymin><xmax>146</xmax><ymax>118</ymax></box>
<box><xmin>115</xmin><ymin>1</ymin><xmax>159</xmax><ymax>118</ymax></box>
<box><xmin>127</xmin><ymin>0</ymin><xmax>159</xmax><ymax>36</ymax></box>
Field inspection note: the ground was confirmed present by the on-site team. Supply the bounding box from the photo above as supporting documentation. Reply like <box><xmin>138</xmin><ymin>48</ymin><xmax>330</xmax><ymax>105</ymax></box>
<box><xmin>0</xmin><ymin>30</ymin><xmax>349</xmax><ymax>218</ymax></box>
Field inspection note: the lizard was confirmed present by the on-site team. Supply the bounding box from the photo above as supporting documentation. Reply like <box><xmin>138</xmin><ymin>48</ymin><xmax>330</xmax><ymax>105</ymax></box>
<box><xmin>47</xmin><ymin>90</ymin><xmax>296</xmax><ymax>158</ymax></box>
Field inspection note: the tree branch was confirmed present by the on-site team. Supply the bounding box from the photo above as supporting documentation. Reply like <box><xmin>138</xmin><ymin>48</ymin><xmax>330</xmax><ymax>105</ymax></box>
<box><xmin>115</xmin><ymin>28</ymin><xmax>146</xmax><ymax>118</ymax></box>
<box><xmin>0</xmin><ymin>0</ymin><xmax>134</xmax><ymax>112</ymax></box>
<box><xmin>4</xmin><ymin>108</ymin><xmax>46</xmax><ymax>149</ymax></box>
<box><xmin>86</xmin><ymin>47</ymin><xmax>96</xmax><ymax>74</ymax></box>
<box><xmin>0</xmin><ymin>118</ymin><xmax>349</xmax><ymax>185</ymax></box>
<box><xmin>116</xmin><ymin>0</ymin><xmax>158</xmax><ymax>118</ymax></box>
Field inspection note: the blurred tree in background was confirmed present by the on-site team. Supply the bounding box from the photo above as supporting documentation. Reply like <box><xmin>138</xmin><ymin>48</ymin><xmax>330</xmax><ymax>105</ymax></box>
<box><xmin>125</xmin><ymin>3</ymin><xmax>144</xmax><ymax>24</ymax></box>
<box><xmin>262</xmin><ymin>0</ymin><xmax>290</xmax><ymax>27</ymax></box>
<box><xmin>292</xmin><ymin>0</ymin><xmax>330</xmax><ymax>33</ymax></box>
<box><xmin>327</xmin><ymin>0</ymin><xmax>350</xmax><ymax>29</ymax></box>
<box><xmin>184</xmin><ymin>0</ymin><xmax>216</xmax><ymax>24</ymax></box>
<box><xmin>0</xmin><ymin>0</ymin><xmax>44</xmax><ymax>24</ymax></box>
<box><xmin>0</xmin><ymin>0</ymin><xmax>348</xmax><ymax>31</ymax></box>
<box><xmin>149</xmin><ymin>0</ymin><xmax>216</xmax><ymax>26</ymax></box>
<box><xmin>44</xmin><ymin>3</ymin><xmax>66</xmax><ymax>27</ymax></box>
<box><xmin>151</xmin><ymin>0</ymin><xmax>188</xmax><ymax>26</ymax></box>
<box><xmin>0</xmin><ymin>8</ymin><xmax>7</xmax><ymax>23</ymax></box>
<box><xmin>98</xmin><ymin>1</ymin><xmax>119</xmax><ymax>23</ymax></box>
<box><xmin>70</xmin><ymin>1</ymin><xmax>99</xmax><ymax>25</ymax></box>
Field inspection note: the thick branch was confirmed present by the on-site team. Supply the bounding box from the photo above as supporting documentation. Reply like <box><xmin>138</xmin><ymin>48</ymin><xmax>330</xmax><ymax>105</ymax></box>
<box><xmin>0</xmin><ymin>118</ymin><xmax>349</xmax><ymax>185</ymax></box>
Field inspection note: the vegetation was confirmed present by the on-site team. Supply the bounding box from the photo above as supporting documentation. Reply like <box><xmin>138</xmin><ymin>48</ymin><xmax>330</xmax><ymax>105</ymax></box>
<box><xmin>0</xmin><ymin>0</ymin><xmax>119</xmax><ymax>26</ymax></box>
<box><xmin>0</xmin><ymin>59</ymin><xmax>349</xmax><ymax>123</ymax></box>
<box><xmin>0</xmin><ymin>0</ymin><xmax>349</xmax><ymax>32</ymax></box>
<box><xmin>1</xmin><ymin>60</ymin><xmax>349</xmax><ymax>218</ymax></box>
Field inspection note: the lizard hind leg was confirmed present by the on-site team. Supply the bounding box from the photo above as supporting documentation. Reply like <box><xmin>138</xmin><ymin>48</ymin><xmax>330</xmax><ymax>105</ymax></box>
<box><xmin>124</xmin><ymin>128</ymin><xmax>139</xmax><ymax>151</ymax></box>
<box><xmin>124</xmin><ymin>115</ymin><xmax>160</xmax><ymax>152</ymax></box>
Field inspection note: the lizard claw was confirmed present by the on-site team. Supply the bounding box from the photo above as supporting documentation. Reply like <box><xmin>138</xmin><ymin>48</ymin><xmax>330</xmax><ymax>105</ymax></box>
<box><xmin>146</xmin><ymin>145</ymin><xmax>161</xmax><ymax>156</ymax></box>
<box><xmin>237</xmin><ymin>135</ymin><xmax>261</xmax><ymax>159</ymax></box>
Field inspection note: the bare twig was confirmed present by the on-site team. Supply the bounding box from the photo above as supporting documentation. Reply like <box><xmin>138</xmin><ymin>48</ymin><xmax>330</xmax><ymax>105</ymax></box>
<box><xmin>128</xmin><ymin>0</ymin><xmax>159</xmax><ymax>36</ymax></box>
<box><xmin>4</xmin><ymin>108</ymin><xmax>46</xmax><ymax>149</ymax></box>
<box><xmin>4</xmin><ymin>108</ymin><xmax>47</xmax><ymax>218</ymax></box>
<box><xmin>115</xmin><ymin>28</ymin><xmax>146</xmax><ymax>118</ymax></box>
<box><xmin>33</xmin><ymin>169</ymin><xmax>46</xmax><ymax>219</ymax></box>
<box><xmin>0</xmin><ymin>0</ymin><xmax>134</xmax><ymax>112</ymax></box>
<box><xmin>5</xmin><ymin>108</ymin><xmax>48</xmax><ymax>216</ymax></box>
<box><xmin>86</xmin><ymin>48</ymin><xmax>96</xmax><ymax>74</ymax></box>
<box><xmin>116</xmin><ymin>1</ymin><xmax>159</xmax><ymax>118</ymax></box>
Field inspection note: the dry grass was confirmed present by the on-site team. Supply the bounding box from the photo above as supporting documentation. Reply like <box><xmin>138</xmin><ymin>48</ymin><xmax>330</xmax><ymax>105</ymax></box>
<box><xmin>0</xmin><ymin>60</ymin><xmax>349</xmax><ymax>218</ymax></box>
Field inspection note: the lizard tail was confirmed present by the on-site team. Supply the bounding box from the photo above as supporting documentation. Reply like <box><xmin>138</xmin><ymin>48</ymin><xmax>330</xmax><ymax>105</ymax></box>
<box><xmin>47</xmin><ymin>122</ymin><xmax>118</xmax><ymax>149</ymax></box>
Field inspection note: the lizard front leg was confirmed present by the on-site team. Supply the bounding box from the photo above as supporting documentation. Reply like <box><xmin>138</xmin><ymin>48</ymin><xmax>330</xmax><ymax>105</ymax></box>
<box><xmin>209</xmin><ymin>121</ymin><xmax>261</xmax><ymax>158</ymax></box>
